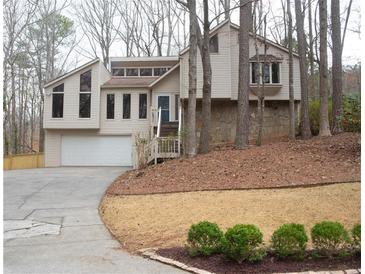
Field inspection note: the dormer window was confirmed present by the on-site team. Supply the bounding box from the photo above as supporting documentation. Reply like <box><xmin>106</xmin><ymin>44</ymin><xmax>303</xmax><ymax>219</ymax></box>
<box><xmin>126</xmin><ymin>68</ymin><xmax>138</xmax><ymax>76</ymax></box>
<box><xmin>52</xmin><ymin>83</ymin><xmax>64</xmax><ymax>118</ymax></box>
<box><xmin>209</xmin><ymin>34</ymin><xmax>219</xmax><ymax>53</ymax></box>
<box><xmin>112</xmin><ymin>68</ymin><xmax>124</xmax><ymax>76</ymax></box>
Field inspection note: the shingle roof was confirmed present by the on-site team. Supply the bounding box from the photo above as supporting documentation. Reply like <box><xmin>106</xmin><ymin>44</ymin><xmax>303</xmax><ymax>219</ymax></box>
<box><xmin>101</xmin><ymin>77</ymin><xmax>159</xmax><ymax>88</ymax></box>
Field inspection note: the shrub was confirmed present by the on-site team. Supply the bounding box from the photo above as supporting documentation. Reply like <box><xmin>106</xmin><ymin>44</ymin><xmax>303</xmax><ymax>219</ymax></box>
<box><xmin>221</xmin><ymin>224</ymin><xmax>266</xmax><ymax>263</ymax></box>
<box><xmin>271</xmin><ymin>223</ymin><xmax>308</xmax><ymax>260</ymax></box>
<box><xmin>311</xmin><ymin>221</ymin><xmax>350</xmax><ymax>256</ymax></box>
<box><xmin>342</xmin><ymin>95</ymin><xmax>361</xmax><ymax>132</ymax></box>
<box><xmin>351</xmin><ymin>224</ymin><xmax>361</xmax><ymax>252</ymax></box>
<box><xmin>187</xmin><ymin>221</ymin><xmax>224</xmax><ymax>256</ymax></box>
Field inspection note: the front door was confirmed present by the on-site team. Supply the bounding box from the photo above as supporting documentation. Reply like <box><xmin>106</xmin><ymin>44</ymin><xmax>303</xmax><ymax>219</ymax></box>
<box><xmin>158</xmin><ymin>96</ymin><xmax>170</xmax><ymax>122</ymax></box>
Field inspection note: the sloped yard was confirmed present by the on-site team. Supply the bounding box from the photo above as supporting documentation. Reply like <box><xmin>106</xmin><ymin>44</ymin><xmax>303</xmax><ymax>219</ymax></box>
<box><xmin>107</xmin><ymin>133</ymin><xmax>360</xmax><ymax>195</ymax></box>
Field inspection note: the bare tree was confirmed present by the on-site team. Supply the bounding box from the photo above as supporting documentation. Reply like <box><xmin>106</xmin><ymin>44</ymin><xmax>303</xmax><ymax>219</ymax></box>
<box><xmin>77</xmin><ymin>0</ymin><xmax>119</xmax><ymax>66</ymax></box>
<box><xmin>294</xmin><ymin>0</ymin><xmax>312</xmax><ymax>139</ymax></box>
<box><xmin>287</xmin><ymin>0</ymin><xmax>295</xmax><ymax>140</ymax></box>
<box><xmin>318</xmin><ymin>0</ymin><xmax>331</xmax><ymax>136</ymax></box>
<box><xmin>308</xmin><ymin>0</ymin><xmax>316</xmax><ymax>100</ymax></box>
<box><xmin>331</xmin><ymin>0</ymin><xmax>342</xmax><ymax>134</ymax></box>
<box><xmin>235</xmin><ymin>0</ymin><xmax>251</xmax><ymax>149</ymax></box>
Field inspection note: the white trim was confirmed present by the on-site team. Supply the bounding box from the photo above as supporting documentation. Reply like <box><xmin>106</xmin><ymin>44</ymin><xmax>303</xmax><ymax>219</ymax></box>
<box><xmin>110</xmin><ymin>56</ymin><xmax>179</xmax><ymax>62</ymax></box>
<box><xmin>156</xmin><ymin>94</ymin><xmax>171</xmax><ymax>122</ymax></box>
<box><xmin>149</xmin><ymin>63</ymin><xmax>180</xmax><ymax>87</ymax></box>
<box><xmin>44</xmin><ymin>58</ymin><xmax>99</xmax><ymax>88</ymax></box>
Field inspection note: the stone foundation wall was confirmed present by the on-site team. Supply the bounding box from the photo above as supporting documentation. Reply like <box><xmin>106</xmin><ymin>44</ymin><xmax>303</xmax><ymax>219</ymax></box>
<box><xmin>183</xmin><ymin>100</ymin><xmax>299</xmax><ymax>144</ymax></box>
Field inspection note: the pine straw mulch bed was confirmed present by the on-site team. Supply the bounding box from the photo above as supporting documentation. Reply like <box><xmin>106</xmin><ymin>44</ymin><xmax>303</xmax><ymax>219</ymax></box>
<box><xmin>156</xmin><ymin>247</ymin><xmax>360</xmax><ymax>274</ymax></box>
<box><xmin>106</xmin><ymin>133</ymin><xmax>360</xmax><ymax>195</ymax></box>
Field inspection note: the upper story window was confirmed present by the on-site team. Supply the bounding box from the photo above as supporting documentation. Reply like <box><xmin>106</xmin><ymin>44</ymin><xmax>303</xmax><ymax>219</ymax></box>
<box><xmin>107</xmin><ymin>94</ymin><xmax>115</xmax><ymax>119</ymax></box>
<box><xmin>123</xmin><ymin>94</ymin><xmax>131</xmax><ymax>119</ymax></box>
<box><xmin>80</xmin><ymin>70</ymin><xmax>92</xmax><ymax>91</ymax></box>
<box><xmin>112</xmin><ymin>68</ymin><xmax>124</xmax><ymax>76</ymax></box>
<box><xmin>126</xmin><ymin>68</ymin><xmax>138</xmax><ymax>76</ymax></box>
<box><xmin>209</xmin><ymin>34</ymin><xmax>219</xmax><ymax>53</ymax></box>
<box><xmin>52</xmin><ymin>83</ymin><xmax>64</xmax><ymax>118</ymax></box>
<box><xmin>139</xmin><ymin>93</ymin><xmax>147</xmax><ymax>119</ymax></box>
<box><xmin>153</xmin><ymin>67</ymin><xmax>168</xmax><ymax>76</ymax></box>
<box><xmin>251</xmin><ymin>62</ymin><xmax>281</xmax><ymax>84</ymax></box>
<box><xmin>79</xmin><ymin>70</ymin><xmax>92</xmax><ymax>118</ymax></box>
<box><xmin>140</xmin><ymin>68</ymin><xmax>153</xmax><ymax>76</ymax></box>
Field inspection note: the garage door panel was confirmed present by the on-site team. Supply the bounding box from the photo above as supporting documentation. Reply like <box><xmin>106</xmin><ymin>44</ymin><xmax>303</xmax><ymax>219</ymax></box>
<box><xmin>61</xmin><ymin>135</ymin><xmax>132</xmax><ymax>166</ymax></box>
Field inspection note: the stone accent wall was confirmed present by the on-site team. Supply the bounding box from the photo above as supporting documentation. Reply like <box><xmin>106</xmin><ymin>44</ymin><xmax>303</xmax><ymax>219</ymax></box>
<box><xmin>183</xmin><ymin>100</ymin><xmax>299</xmax><ymax>144</ymax></box>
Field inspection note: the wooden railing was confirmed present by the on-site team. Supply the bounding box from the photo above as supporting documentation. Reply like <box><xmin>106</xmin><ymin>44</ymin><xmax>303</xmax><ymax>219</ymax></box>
<box><xmin>4</xmin><ymin>153</ymin><xmax>44</xmax><ymax>170</ymax></box>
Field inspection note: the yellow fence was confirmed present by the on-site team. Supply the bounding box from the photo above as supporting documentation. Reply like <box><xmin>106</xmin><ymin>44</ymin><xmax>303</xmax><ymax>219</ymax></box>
<box><xmin>3</xmin><ymin>153</ymin><xmax>45</xmax><ymax>170</ymax></box>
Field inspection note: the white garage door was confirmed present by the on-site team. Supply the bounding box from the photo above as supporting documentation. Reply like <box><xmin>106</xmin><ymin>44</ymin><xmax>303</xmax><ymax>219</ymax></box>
<box><xmin>61</xmin><ymin>135</ymin><xmax>132</xmax><ymax>166</ymax></box>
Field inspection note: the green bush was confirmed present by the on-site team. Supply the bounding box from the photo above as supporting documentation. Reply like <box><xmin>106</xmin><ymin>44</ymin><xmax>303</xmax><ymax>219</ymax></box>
<box><xmin>271</xmin><ymin>223</ymin><xmax>308</xmax><ymax>260</ymax></box>
<box><xmin>221</xmin><ymin>224</ymin><xmax>266</xmax><ymax>263</ymax></box>
<box><xmin>351</xmin><ymin>224</ymin><xmax>361</xmax><ymax>252</ymax></box>
<box><xmin>311</xmin><ymin>221</ymin><xmax>350</xmax><ymax>256</ymax></box>
<box><xmin>308</xmin><ymin>95</ymin><xmax>360</xmax><ymax>135</ymax></box>
<box><xmin>187</xmin><ymin>221</ymin><xmax>224</xmax><ymax>256</ymax></box>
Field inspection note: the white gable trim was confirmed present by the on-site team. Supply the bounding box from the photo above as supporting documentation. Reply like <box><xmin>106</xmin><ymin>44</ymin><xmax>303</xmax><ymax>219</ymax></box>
<box><xmin>149</xmin><ymin>62</ymin><xmax>180</xmax><ymax>88</ymax></box>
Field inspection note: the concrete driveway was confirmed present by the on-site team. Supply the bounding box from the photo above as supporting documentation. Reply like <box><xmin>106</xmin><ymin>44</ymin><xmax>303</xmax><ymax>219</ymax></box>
<box><xmin>4</xmin><ymin>167</ymin><xmax>185</xmax><ymax>274</ymax></box>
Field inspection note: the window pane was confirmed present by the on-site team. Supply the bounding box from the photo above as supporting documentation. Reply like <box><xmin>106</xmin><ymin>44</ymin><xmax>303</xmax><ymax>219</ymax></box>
<box><xmin>123</xmin><ymin>94</ymin><xmax>131</xmax><ymax>119</ymax></box>
<box><xmin>112</xmin><ymin>68</ymin><xmax>124</xmax><ymax>76</ymax></box>
<box><xmin>153</xmin><ymin>67</ymin><xmax>167</xmax><ymax>76</ymax></box>
<box><xmin>251</xmin><ymin>62</ymin><xmax>259</xmax><ymax>83</ymax></box>
<box><xmin>53</xmin><ymin>83</ymin><xmax>64</xmax><ymax>92</ymax></box>
<box><xmin>209</xmin><ymin>35</ymin><xmax>219</xmax><ymax>53</ymax></box>
<box><xmin>272</xmin><ymin>63</ymin><xmax>280</xmax><ymax>83</ymax></box>
<box><xmin>140</xmin><ymin>68</ymin><xmax>153</xmax><ymax>76</ymax></box>
<box><xmin>262</xmin><ymin>63</ymin><xmax>270</xmax><ymax>83</ymax></box>
<box><xmin>107</xmin><ymin>94</ymin><xmax>115</xmax><ymax>119</ymax></box>
<box><xmin>126</xmin><ymin>68</ymin><xmax>138</xmax><ymax>76</ymax></box>
<box><xmin>79</xmin><ymin>93</ymin><xmax>91</xmax><ymax>118</ymax></box>
<box><xmin>175</xmin><ymin>94</ymin><xmax>179</xmax><ymax>120</ymax></box>
<box><xmin>80</xmin><ymin>70</ymin><xmax>92</xmax><ymax>92</ymax></box>
<box><xmin>139</xmin><ymin>94</ymin><xmax>147</xmax><ymax>119</ymax></box>
<box><xmin>52</xmin><ymin>94</ymin><xmax>64</xmax><ymax>118</ymax></box>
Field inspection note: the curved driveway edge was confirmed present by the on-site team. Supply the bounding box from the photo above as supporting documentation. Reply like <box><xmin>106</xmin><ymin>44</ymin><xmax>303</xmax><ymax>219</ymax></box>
<box><xmin>4</xmin><ymin>167</ymin><xmax>185</xmax><ymax>274</ymax></box>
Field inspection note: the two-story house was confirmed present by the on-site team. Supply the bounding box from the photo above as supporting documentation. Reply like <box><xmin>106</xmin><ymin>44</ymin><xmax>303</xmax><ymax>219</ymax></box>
<box><xmin>43</xmin><ymin>20</ymin><xmax>301</xmax><ymax>168</ymax></box>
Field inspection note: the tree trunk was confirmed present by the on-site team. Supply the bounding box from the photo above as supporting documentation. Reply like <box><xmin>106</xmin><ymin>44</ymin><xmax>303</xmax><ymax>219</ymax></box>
<box><xmin>287</xmin><ymin>0</ymin><xmax>295</xmax><ymax>140</ymax></box>
<box><xmin>198</xmin><ymin>0</ymin><xmax>212</xmax><ymax>154</ymax></box>
<box><xmin>294</xmin><ymin>0</ymin><xmax>312</xmax><ymax>139</ymax></box>
<box><xmin>11</xmin><ymin>64</ymin><xmax>18</xmax><ymax>154</ymax></box>
<box><xmin>186</xmin><ymin>0</ymin><xmax>197</xmax><ymax>157</ymax></box>
<box><xmin>235</xmin><ymin>0</ymin><xmax>251</xmax><ymax>149</ymax></box>
<box><xmin>319</xmin><ymin>0</ymin><xmax>331</xmax><ymax>136</ymax></box>
<box><xmin>331</xmin><ymin>0</ymin><xmax>342</xmax><ymax>134</ymax></box>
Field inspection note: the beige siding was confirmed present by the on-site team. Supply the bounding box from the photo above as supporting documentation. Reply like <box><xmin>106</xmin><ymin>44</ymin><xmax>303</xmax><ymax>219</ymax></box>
<box><xmin>180</xmin><ymin>23</ymin><xmax>232</xmax><ymax>99</ymax></box>
<box><xmin>44</xmin><ymin>130</ymin><xmax>61</xmax><ymax>167</ymax></box>
<box><xmin>230</xmin><ymin>27</ymin><xmax>301</xmax><ymax>100</ymax></box>
<box><xmin>99</xmin><ymin>88</ymin><xmax>150</xmax><ymax>136</ymax></box>
<box><xmin>44</xmin><ymin>61</ymin><xmax>111</xmax><ymax>129</ymax></box>
<box><xmin>152</xmin><ymin>68</ymin><xmax>180</xmax><ymax>121</ymax></box>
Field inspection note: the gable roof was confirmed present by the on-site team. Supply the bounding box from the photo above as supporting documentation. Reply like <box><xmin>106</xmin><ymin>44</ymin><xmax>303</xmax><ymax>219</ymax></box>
<box><xmin>179</xmin><ymin>19</ymin><xmax>299</xmax><ymax>58</ymax></box>
<box><xmin>44</xmin><ymin>58</ymin><xmax>100</xmax><ymax>88</ymax></box>
<box><xmin>149</xmin><ymin>62</ymin><xmax>180</xmax><ymax>88</ymax></box>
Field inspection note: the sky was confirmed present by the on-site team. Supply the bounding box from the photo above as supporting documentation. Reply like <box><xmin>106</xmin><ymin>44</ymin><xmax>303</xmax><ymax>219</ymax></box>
<box><xmin>64</xmin><ymin>0</ymin><xmax>361</xmax><ymax>69</ymax></box>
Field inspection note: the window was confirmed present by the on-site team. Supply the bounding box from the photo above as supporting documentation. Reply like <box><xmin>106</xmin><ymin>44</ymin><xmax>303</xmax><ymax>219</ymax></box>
<box><xmin>251</xmin><ymin>62</ymin><xmax>281</xmax><ymax>84</ymax></box>
<box><xmin>139</xmin><ymin>93</ymin><xmax>147</xmax><ymax>119</ymax></box>
<box><xmin>79</xmin><ymin>94</ymin><xmax>91</xmax><ymax>118</ymax></box>
<box><xmin>80</xmin><ymin>70</ymin><xmax>91</xmax><ymax>91</ymax></box>
<box><xmin>175</xmin><ymin>94</ymin><xmax>179</xmax><ymax>121</ymax></box>
<box><xmin>52</xmin><ymin>83</ymin><xmax>64</xmax><ymax>118</ymax></box>
<box><xmin>153</xmin><ymin>67</ymin><xmax>168</xmax><ymax>76</ymax></box>
<box><xmin>271</xmin><ymin>63</ymin><xmax>280</xmax><ymax>83</ymax></box>
<box><xmin>140</xmin><ymin>68</ymin><xmax>153</xmax><ymax>76</ymax></box>
<box><xmin>79</xmin><ymin>70</ymin><xmax>92</xmax><ymax>118</ymax></box>
<box><xmin>123</xmin><ymin>94</ymin><xmax>131</xmax><ymax>119</ymax></box>
<box><xmin>112</xmin><ymin>68</ymin><xmax>124</xmax><ymax>76</ymax></box>
<box><xmin>209</xmin><ymin>35</ymin><xmax>219</xmax><ymax>53</ymax></box>
<box><xmin>107</xmin><ymin>94</ymin><xmax>115</xmax><ymax>119</ymax></box>
<box><xmin>126</xmin><ymin>68</ymin><xmax>138</xmax><ymax>76</ymax></box>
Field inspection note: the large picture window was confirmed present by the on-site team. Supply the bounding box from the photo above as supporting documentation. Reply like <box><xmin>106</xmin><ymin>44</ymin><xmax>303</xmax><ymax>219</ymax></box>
<box><xmin>123</xmin><ymin>94</ymin><xmax>131</xmax><ymax>119</ymax></box>
<box><xmin>52</xmin><ymin>83</ymin><xmax>64</xmax><ymax>118</ymax></box>
<box><xmin>139</xmin><ymin>93</ymin><xmax>147</xmax><ymax>119</ymax></box>
<box><xmin>107</xmin><ymin>94</ymin><xmax>115</xmax><ymax>119</ymax></box>
<box><xmin>79</xmin><ymin>70</ymin><xmax>92</xmax><ymax>118</ymax></box>
<box><xmin>251</xmin><ymin>62</ymin><xmax>280</xmax><ymax>84</ymax></box>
